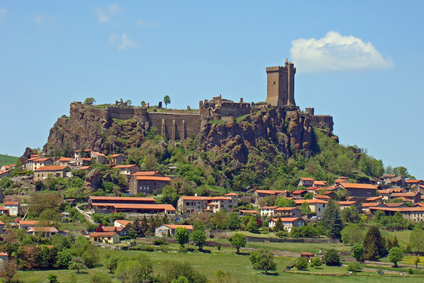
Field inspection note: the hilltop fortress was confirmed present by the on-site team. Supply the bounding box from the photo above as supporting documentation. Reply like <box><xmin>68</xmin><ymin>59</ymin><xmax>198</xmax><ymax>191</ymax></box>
<box><xmin>45</xmin><ymin>61</ymin><xmax>333</xmax><ymax>154</ymax></box>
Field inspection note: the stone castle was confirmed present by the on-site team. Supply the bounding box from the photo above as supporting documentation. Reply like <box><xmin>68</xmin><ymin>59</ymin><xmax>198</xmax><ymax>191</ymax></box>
<box><xmin>66</xmin><ymin>61</ymin><xmax>333</xmax><ymax>141</ymax></box>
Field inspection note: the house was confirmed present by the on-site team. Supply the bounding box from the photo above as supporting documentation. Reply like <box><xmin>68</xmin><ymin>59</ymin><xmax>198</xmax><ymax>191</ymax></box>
<box><xmin>101</xmin><ymin>226</ymin><xmax>128</xmax><ymax>236</ymax></box>
<box><xmin>336</xmin><ymin>183</ymin><xmax>379</xmax><ymax>199</ymax></box>
<box><xmin>0</xmin><ymin>221</ymin><xmax>4</xmax><ymax>234</ymax></box>
<box><xmin>253</xmin><ymin>190</ymin><xmax>290</xmax><ymax>203</ymax></box>
<box><xmin>0</xmin><ymin>170</ymin><xmax>10</xmax><ymax>179</ymax></box>
<box><xmin>334</xmin><ymin>177</ymin><xmax>349</xmax><ymax>185</ymax></box>
<box><xmin>129</xmin><ymin>172</ymin><xmax>172</xmax><ymax>195</ymax></box>
<box><xmin>405</xmin><ymin>179</ymin><xmax>424</xmax><ymax>188</ymax></box>
<box><xmin>74</xmin><ymin>149</ymin><xmax>92</xmax><ymax>158</ymax></box>
<box><xmin>114</xmin><ymin>164</ymin><xmax>141</xmax><ymax>177</ymax></box>
<box><xmin>268</xmin><ymin>217</ymin><xmax>305</xmax><ymax>232</ymax></box>
<box><xmin>177</xmin><ymin>196</ymin><xmax>237</xmax><ymax>213</ymax></box>
<box><xmin>25</xmin><ymin>156</ymin><xmax>53</xmax><ymax>171</ymax></box>
<box><xmin>4</xmin><ymin>202</ymin><xmax>19</xmax><ymax>216</ymax></box>
<box><xmin>365</xmin><ymin>196</ymin><xmax>382</xmax><ymax>203</ymax></box>
<box><xmin>0</xmin><ymin>252</ymin><xmax>9</xmax><ymax>269</ymax></box>
<box><xmin>388</xmin><ymin>176</ymin><xmax>406</xmax><ymax>188</ymax></box>
<box><xmin>225</xmin><ymin>192</ymin><xmax>240</xmax><ymax>203</ymax></box>
<box><xmin>381</xmin><ymin>174</ymin><xmax>396</xmax><ymax>184</ymax></box>
<box><xmin>33</xmin><ymin>166</ymin><xmax>70</xmax><ymax>181</ymax></box>
<box><xmin>155</xmin><ymin>224</ymin><xmax>193</xmax><ymax>237</ymax></box>
<box><xmin>300</xmin><ymin>252</ymin><xmax>315</xmax><ymax>262</ymax></box>
<box><xmin>109</xmin><ymin>154</ymin><xmax>125</xmax><ymax>166</ymax></box>
<box><xmin>75</xmin><ymin>157</ymin><xmax>92</xmax><ymax>167</ymax></box>
<box><xmin>92</xmin><ymin>203</ymin><xmax>175</xmax><ymax>214</ymax></box>
<box><xmin>89</xmin><ymin>196</ymin><xmax>156</xmax><ymax>205</ymax></box>
<box><xmin>57</xmin><ymin>157</ymin><xmax>72</xmax><ymax>166</ymax></box>
<box><xmin>294</xmin><ymin>199</ymin><xmax>328</xmax><ymax>217</ymax></box>
<box><xmin>260</xmin><ymin>206</ymin><xmax>278</xmax><ymax>217</ymax></box>
<box><xmin>89</xmin><ymin>232</ymin><xmax>120</xmax><ymax>244</ymax></box>
<box><xmin>274</xmin><ymin>207</ymin><xmax>302</xmax><ymax>218</ymax></box>
<box><xmin>292</xmin><ymin>190</ymin><xmax>307</xmax><ymax>199</ymax></box>
<box><xmin>390</xmin><ymin>192</ymin><xmax>421</xmax><ymax>204</ymax></box>
<box><xmin>18</xmin><ymin>220</ymin><xmax>39</xmax><ymax>230</ymax></box>
<box><xmin>114</xmin><ymin>219</ymin><xmax>134</xmax><ymax>228</ymax></box>
<box><xmin>0</xmin><ymin>207</ymin><xmax>9</xmax><ymax>215</ymax></box>
<box><xmin>238</xmin><ymin>210</ymin><xmax>259</xmax><ymax>216</ymax></box>
<box><xmin>0</xmin><ymin>164</ymin><xmax>14</xmax><ymax>172</ymax></box>
<box><xmin>91</xmin><ymin>151</ymin><xmax>107</xmax><ymax>164</ymax></box>
<box><xmin>313</xmin><ymin>181</ymin><xmax>327</xmax><ymax>187</ymax></box>
<box><xmin>27</xmin><ymin>227</ymin><xmax>58</xmax><ymax>237</ymax></box>
<box><xmin>361</xmin><ymin>202</ymin><xmax>385</xmax><ymax>214</ymax></box>
<box><xmin>337</xmin><ymin>201</ymin><xmax>362</xmax><ymax>213</ymax></box>
<box><xmin>369</xmin><ymin>206</ymin><xmax>424</xmax><ymax>222</ymax></box>
<box><xmin>298</xmin><ymin>177</ymin><xmax>314</xmax><ymax>187</ymax></box>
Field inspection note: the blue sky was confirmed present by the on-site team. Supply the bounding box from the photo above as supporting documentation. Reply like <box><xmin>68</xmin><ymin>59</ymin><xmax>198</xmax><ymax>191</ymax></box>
<box><xmin>1</xmin><ymin>1</ymin><xmax>423</xmax><ymax>177</ymax></box>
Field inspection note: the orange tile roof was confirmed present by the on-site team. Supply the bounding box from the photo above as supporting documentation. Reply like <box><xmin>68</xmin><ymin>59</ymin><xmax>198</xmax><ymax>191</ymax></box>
<box><xmin>361</xmin><ymin>202</ymin><xmax>381</xmax><ymax>207</ymax></box>
<box><xmin>28</xmin><ymin>226</ymin><xmax>58</xmax><ymax>233</ymax></box>
<box><xmin>275</xmin><ymin>207</ymin><xmax>298</xmax><ymax>211</ymax></box>
<box><xmin>180</xmin><ymin>196</ymin><xmax>204</xmax><ymax>201</ymax></box>
<box><xmin>34</xmin><ymin>165</ymin><xmax>68</xmax><ymax>172</ymax></box>
<box><xmin>0</xmin><ymin>252</ymin><xmax>7</xmax><ymax>256</ymax></box>
<box><xmin>339</xmin><ymin>183</ymin><xmax>379</xmax><ymax>190</ymax></box>
<box><xmin>337</xmin><ymin>201</ymin><xmax>357</xmax><ymax>206</ymax></box>
<box><xmin>315</xmin><ymin>195</ymin><xmax>331</xmax><ymax>199</ymax></box>
<box><xmin>406</xmin><ymin>179</ymin><xmax>423</xmax><ymax>184</ymax></box>
<box><xmin>270</xmin><ymin>217</ymin><xmax>302</xmax><ymax>222</ymax></box>
<box><xmin>300</xmin><ymin>177</ymin><xmax>314</xmax><ymax>181</ymax></box>
<box><xmin>307</xmin><ymin>186</ymin><xmax>319</xmax><ymax>191</ymax></box>
<box><xmin>114</xmin><ymin>220</ymin><xmax>134</xmax><ymax>226</ymax></box>
<box><xmin>59</xmin><ymin>157</ymin><xmax>72</xmax><ymax>162</ymax></box>
<box><xmin>260</xmin><ymin>206</ymin><xmax>278</xmax><ymax>210</ymax></box>
<box><xmin>79</xmin><ymin>158</ymin><xmax>92</xmax><ymax>161</ymax></box>
<box><xmin>135</xmin><ymin>176</ymin><xmax>171</xmax><ymax>182</ymax></box>
<box><xmin>384</xmin><ymin>203</ymin><xmax>406</xmax><ymax>207</ymax></box>
<box><xmin>391</xmin><ymin>192</ymin><xmax>418</xmax><ymax>197</ymax></box>
<box><xmin>225</xmin><ymin>193</ymin><xmax>239</xmax><ymax>196</ymax></box>
<box><xmin>4</xmin><ymin>202</ymin><xmax>19</xmax><ymax>206</ymax></box>
<box><xmin>370</xmin><ymin>206</ymin><xmax>424</xmax><ymax>212</ymax></box>
<box><xmin>366</xmin><ymin>196</ymin><xmax>382</xmax><ymax>202</ymax></box>
<box><xmin>80</xmin><ymin>166</ymin><xmax>91</xmax><ymax>170</ymax></box>
<box><xmin>19</xmin><ymin>220</ymin><xmax>39</xmax><ymax>225</ymax></box>
<box><xmin>132</xmin><ymin>171</ymin><xmax>160</xmax><ymax>176</ymax></box>
<box><xmin>90</xmin><ymin>232</ymin><xmax>117</xmax><ymax>237</ymax></box>
<box><xmin>110</xmin><ymin>204</ymin><xmax>175</xmax><ymax>211</ymax></box>
<box><xmin>0</xmin><ymin>221</ymin><xmax>4</xmax><ymax>225</ymax></box>
<box><xmin>115</xmin><ymin>164</ymin><xmax>138</xmax><ymax>168</ymax></box>
<box><xmin>293</xmin><ymin>190</ymin><xmax>306</xmax><ymax>194</ymax></box>
<box><xmin>91</xmin><ymin>151</ymin><xmax>107</xmax><ymax>157</ymax></box>
<box><xmin>239</xmin><ymin>210</ymin><xmax>258</xmax><ymax>214</ymax></box>
<box><xmin>255</xmin><ymin>190</ymin><xmax>287</xmax><ymax>195</ymax></box>
<box><xmin>164</xmin><ymin>224</ymin><xmax>193</xmax><ymax>230</ymax></box>
<box><xmin>0</xmin><ymin>207</ymin><xmax>9</xmax><ymax>211</ymax></box>
<box><xmin>101</xmin><ymin>226</ymin><xmax>124</xmax><ymax>232</ymax></box>
<box><xmin>294</xmin><ymin>199</ymin><xmax>328</xmax><ymax>204</ymax></box>
<box><xmin>313</xmin><ymin>181</ymin><xmax>327</xmax><ymax>186</ymax></box>
<box><xmin>89</xmin><ymin>196</ymin><xmax>155</xmax><ymax>202</ymax></box>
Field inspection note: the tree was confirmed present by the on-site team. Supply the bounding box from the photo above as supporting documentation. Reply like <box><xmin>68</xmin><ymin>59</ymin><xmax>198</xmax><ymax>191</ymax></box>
<box><xmin>190</xmin><ymin>230</ymin><xmax>207</xmax><ymax>251</ymax></box>
<box><xmin>347</xmin><ymin>261</ymin><xmax>362</xmax><ymax>272</ymax></box>
<box><xmin>295</xmin><ymin>257</ymin><xmax>308</xmax><ymax>270</ymax></box>
<box><xmin>300</xmin><ymin>202</ymin><xmax>311</xmax><ymax>215</ymax></box>
<box><xmin>160</xmin><ymin>260</ymin><xmax>207</xmax><ymax>283</ymax></box>
<box><xmin>175</xmin><ymin>227</ymin><xmax>189</xmax><ymax>247</ymax></box>
<box><xmin>409</xmin><ymin>227</ymin><xmax>424</xmax><ymax>254</ymax></box>
<box><xmin>341</xmin><ymin>224</ymin><xmax>364</xmax><ymax>245</ymax></box>
<box><xmin>230</xmin><ymin>233</ymin><xmax>246</xmax><ymax>253</ymax></box>
<box><xmin>388</xmin><ymin>247</ymin><xmax>404</xmax><ymax>267</ymax></box>
<box><xmin>141</xmin><ymin>101</ymin><xmax>146</xmax><ymax>107</ymax></box>
<box><xmin>163</xmin><ymin>95</ymin><xmax>171</xmax><ymax>109</ymax></box>
<box><xmin>249</xmin><ymin>248</ymin><xmax>277</xmax><ymax>275</ymax></box>
<box><xmin>69</xmin><ymin>256</ymin><xmax>87</xmax><ymax>273</ymax></box>
<box><xmin>90</xmin><ymin>271</ymin><xmax>112</xmax><ymax>283</ymax></box>
<box><xmin>341</xmin><ymin>205</ymin><xmax>360</xmax><ymax>223</ymax></box>
<box><xmin>105</xmin><ymin>256</ymin><xmax>120</xmax><ymax>273</ymax></box>
<box><xmin>352</xmin><ymin>243</ymin><xmax>365</xmax><ymax>262</ymax></box>
<box><xmin>116</xmin><ymin>258</ymin><xmax>153</xmax><ymax>283</ymax></box>
<box><xmin>274</xmin><ymin>218</ymin><xmax>284</xmax><ymax>232</ymax></box>
<box><xmin>324</xmin><ymin>249</ymin><xmax>340</xmax><ymax>266</ymax></box>
<box><xmin>320</xmin><ymin>199</ymin><xmax>343</xmax><ymax>239</ymax></box>
<box><xmin>126</xmin><ymin>99</ymin><xmax>132</xmax><ymax>105</ymax></box>
<box><xmin>215</xmin><ymin>269</ymin><xmax>231</xmax><ymax>283</ymax></box>
<box><xmin>84</xmin><ymin>97</ymin><xmax>96</xmax><ymax>105</ymax></box>
<box><xmin>47</xmin><ymin>273</ymin><xmax>58</xmax><ymax>283</ymax></box>
<box><xmin>246</xmin><ymin>215</ymin><xmax>258</xmax><ymax>232</ymax></box>
<box><xmin>310</xmin><ymin>256</ymin><xmax>322</xmax><ymax>268</ymax></box>
<box><xmin>363</xmin><ymin>226</ymin><xmax>387</xmax><ymax>261</ymax></box>
<box><xmin>1</xmin><ymin>259</ymin><xmax>17</xmax><ymax>283</ymax></box>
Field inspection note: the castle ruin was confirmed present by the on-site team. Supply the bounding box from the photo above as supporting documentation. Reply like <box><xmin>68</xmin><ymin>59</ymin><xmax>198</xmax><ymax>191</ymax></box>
<box><xmin>266</xmin><ymin>59</ymin><xmax>296</xmax><ymax>107</ymax></box>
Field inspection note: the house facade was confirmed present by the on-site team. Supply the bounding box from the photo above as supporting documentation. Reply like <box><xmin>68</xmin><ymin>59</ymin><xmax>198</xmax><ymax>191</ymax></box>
<box><xmin>155</xmin><ymin>224</ymin><xmax>193</xmax><ymax>237</ymax></box>
<box><xmin>268</xmin><ymin>217</ymin><xmax>305</xmax><ymax>232</ymax></box>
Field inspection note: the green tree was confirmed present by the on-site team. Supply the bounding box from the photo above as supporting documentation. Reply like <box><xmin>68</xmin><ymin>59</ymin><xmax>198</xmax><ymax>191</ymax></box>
<box><xmin>347</xmin><ymin>261</ymin><xmax>362</xmax><ymax>272</ymax></box>
<box><xmin>341</xmin><ymin>205</ymin><xmax>360</xmax><ymax>223</ymax></box>
<box><xmin>126</xmin><ymin>99</ymin><xmax>132</xmax><ymax>105</ymax></box>
<box><xmin>230</xmin><ymin>233</ymin><xmax>246</xmax><ymax>254</ymax></box>
<box><xmin>84</xmin><ymin>97</ymin><xmax>96</xmax><ymax>105</ymax></box>
<box><xmin>310</xmin><ymin>256</ymin><xmax>322</xmax><ymax>268</ymax></box>
<box><xmin>160</xmin><ymin>260</ymin><xmax>207</xmax><ymax>283</ymax></box>
<box><xmin>341</xmin><ymin>224</ymin><xmax>364</xmax><ymax>245</ymax></box>
<box><xmin>246</xmin><ymin>215</ymin><xmax>258</xmax><ymax>232</ymax></box>
<box><xmin>320</xmin><ymin>199</ymin><xmax>343</xmax><ymax>239</ymax></box>
<box><xmin>190</xmin><ymin>230</ymin><xmax>206</xmax><ymax>251</ymax></box>
<box><xmin>352</xmin><ymin>243</ymin><xmax>365</xmax><ymax>262</ymax></box>
<box><xmin>163</xmin><ymin>95</ymin><xmax>171</xmax><ymax>109</ymax></box>
<box><xmin>90</xmin><ymin>271</ymin><xmax>112</xmax><ymax>283</ymax></box>
<box><xmin>363</xmin><ymin>225</ymin><xmax>387</xmax><ymax>261</ymax></box>
<box><xmin>274</xmin><ymin>197</ymin><xmax>296</xmax><ymax>207</ymax></box>
<box><xmin>300</xmin><ymin>202</ymin><xmax>312</xmax><ymax>214</ymax></box>
<box><xmin>409</xmin><ymin>227</ymin><xmax>424</xmax><ymax>254</ymax></box>
<box><xmin>175</xmin><ymin>227</ymin><xmax>189</xmax><ymax>247</ymax></box>
<box><xmin>249</xmin><ymin>248</ymin><xmax>277</xmax><ymax>275</ymax></box>
<box><xmin>324</xmin><ymin>249</ymin><xmax>340</xmax><ymax>266</ymax></box>
<box><xmin>295</xmin><ymin>257</ymin><xmax>308</xmax><ymax>270</ymax></box>
<box><xmin>388</xmin><ymin>247</ymin><xmax>404</xmax><ymax>267</ymax></box>
<box><xmin>68</xmin><ymin>256</ymin><xmax>87</xmax><ymax>273</ymax></box>
<box><xmin>105</xmin><ymin>256</ymin><xmax>121</xmax><ymax>273</ymax></box>
<box><xmin>141</xmin><ymin>100</ymin><xmax>146</xmax><ymax>107</ymax></box>
<box><xmin>47</xmin><ymin>273</ymin><xmax>58</xmax><ymax>283</ymax></box>
<box><xmin>274</xmin><ymin>218</ymin><xmax>284</xmax><ymax>232</ymax></box>
<box><xmin>116</xmin><ymin>258</ymin><xmax>153</xmax><ymax>283</ymax></box>
<box><xmin>215</xmin><ymin>269</ymin><xmax>231</xmax><ymax>283</ymax></box>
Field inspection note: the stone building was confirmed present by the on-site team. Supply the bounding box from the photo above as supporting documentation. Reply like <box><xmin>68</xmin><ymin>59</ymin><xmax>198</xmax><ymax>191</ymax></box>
<box><xmin>129</xmin><ymin>171</ymin><xmax>171</xmax><ymax>195</ymax></box>
<box><xmin>266</xmin><ymin>59</ymin><xmax>296</xmax><ymax>107</ymax></box>
<box><xmin>33</xmin><ymin>166</ymin><xmax>70</xmax><ymax>181</ymax></box>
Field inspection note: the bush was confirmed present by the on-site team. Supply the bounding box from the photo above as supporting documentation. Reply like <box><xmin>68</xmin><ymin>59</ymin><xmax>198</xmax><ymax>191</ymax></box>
<box><xmin>295</xmin><ymin>258</ymin><xmax>308</xmax><ymax>271</ymax></box>
<box><xmin>310</xmin><ymin>256</ymin><xmax>322</xmax><ymax>268</ymax></box>
<box><xmin>324</xmin><ymin>249</ymin><xmax>341</xmax><ymax>266</ymax></box>
<box><xmin>178</xmin><ymin>247</ymin><xmax>188</xmax><ymax>253</ymax></box>
<box><xmin>347</xmin><ymin>261</ymin><xmax>362</xmax><ymax>272</ymax></box>
<box><xmin>154</xmin><ymin>239</ymin><xmax>166</xmax><ymax>245</ymax></box>
<box><xmin>276</xmin><ymin>230</ymin><xmax>288</xmax><ymax>238</ymax></box>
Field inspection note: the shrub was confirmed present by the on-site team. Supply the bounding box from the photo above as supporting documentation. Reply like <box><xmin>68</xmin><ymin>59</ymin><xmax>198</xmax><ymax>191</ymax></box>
<box><xmin>295</xmin><ymin>258</ymin><xmax>308</xmax><ymax>271</ymax></box>
<box><xmin>178</xmin><ymin>247</ymin><xmax>188</xmax><ymax>253</ymax></box>
<box><xmin>310</xmin><ymin>256</ymin><xmax>322</xmax><ymax>268</ymax></box>
<box><xmin>324</xmin><ymin>249</ymin><xmax>341</xmax><ymax>266</ymax></box>
<box><xmin>347</xmin><ymin>261</ymin><xmax>362</xmax><ymax>272</ymax></box>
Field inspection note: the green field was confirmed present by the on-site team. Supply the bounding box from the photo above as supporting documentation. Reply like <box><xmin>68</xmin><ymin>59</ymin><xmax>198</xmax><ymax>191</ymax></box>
<box><xmin>0</xmin><ymin>154</ymin><xmax>18</xmax><ymax>167</ymax></box>
<box><xmin>15</xmin><ymin>243</ymin><xmax>424</xmax><ymax>283</ymax></box>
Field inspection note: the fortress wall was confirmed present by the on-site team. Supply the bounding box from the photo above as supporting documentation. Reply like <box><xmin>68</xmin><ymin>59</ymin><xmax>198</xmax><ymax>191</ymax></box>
<box><xmin>108</xmin><ymin>106</ymin><xmax>136</xmax><ymax>120</ymax></box>
<box><xmin>220</xmin><ymin>102</ymin><xmax>251</xmax><ymax>117</ymax></box>
<box><xmin>308</xmin><ymin>115</ymin><xmax>334</xmax><ymax>132</ymax></box>
<box><xmin>147</xmin><ymin>112</ymin><xmax>202</xmax><ymax>139</ymax></box>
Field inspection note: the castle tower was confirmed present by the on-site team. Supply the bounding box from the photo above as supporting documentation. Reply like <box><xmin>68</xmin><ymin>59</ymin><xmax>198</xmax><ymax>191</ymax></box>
<box><xmin>265</xmin><ymin>59</ymin><xmax>296</xmax><ymax>107</ymax></box>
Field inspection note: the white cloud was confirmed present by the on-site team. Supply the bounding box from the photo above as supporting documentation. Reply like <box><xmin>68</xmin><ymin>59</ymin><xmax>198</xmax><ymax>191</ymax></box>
<box><xmin>0</xmin><ymin>9</ymin><xmax>8</xmax><ymax>20</ymax></box>
<box><xmin>117</xmin><ymin>34</ymin><xmax>136</xmax><ymax>50</ymax></box>
<box><xmin>290</xmin><ymin>31</ymin><xmax>394</xmax><ymax>73</ymax></box>
<box><xmin>94</xmin><ymin>3</ymin><xmax>119</xmax><ymax>23</ymax></box>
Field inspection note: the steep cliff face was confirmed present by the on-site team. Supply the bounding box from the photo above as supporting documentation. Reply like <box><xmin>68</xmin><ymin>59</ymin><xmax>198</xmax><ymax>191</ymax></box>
<box><xmin>199</xmin><ymin>107</ymin><xmax>314</xmax><ymax>160</ymax></box>
<box><xmin>44</xmin><ymin>102</ymin><xmax>148</xmax><ymax>155</ymax></box>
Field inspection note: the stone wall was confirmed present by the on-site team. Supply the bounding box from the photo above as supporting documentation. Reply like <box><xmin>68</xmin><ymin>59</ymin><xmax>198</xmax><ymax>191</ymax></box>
<box><xmin>148</xmin><ymin>112</ymin><xmax>201</xmax><ymax>140</ymax></box>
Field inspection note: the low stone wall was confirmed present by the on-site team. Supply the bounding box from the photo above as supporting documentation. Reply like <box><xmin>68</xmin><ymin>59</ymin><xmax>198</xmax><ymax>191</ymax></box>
<box><xmin>245</xmin><ymin>236</ymin><xmax>340</xmax><ymax>244</ymax></box>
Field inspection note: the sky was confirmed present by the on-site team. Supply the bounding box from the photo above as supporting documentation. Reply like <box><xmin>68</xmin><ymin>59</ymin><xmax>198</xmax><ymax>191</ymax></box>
<box><xmin>0</xmin><ymin>1</ymin><xmax>423</xmax><ymax>177</ymax></box>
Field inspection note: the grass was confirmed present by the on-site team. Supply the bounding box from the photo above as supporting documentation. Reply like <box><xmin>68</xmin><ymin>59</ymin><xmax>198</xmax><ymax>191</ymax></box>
<box><xmin>0</xmin><ymin>154</ymin><xmax>18</xmax><ymax>167</ymax></box>
<box><xmin>208</xmin><ymin>119</ymin><xmax>225</xmax><ymax>124</ymax></box>
<box><xmin>380</xmin><ymin>229</ymin><xmax>411</xmax><ymax>246</ymax></box>
<box><xmin>16</xmin><ymin>247</ymin><xmax>424</xmax><ymax>283</ymax></box>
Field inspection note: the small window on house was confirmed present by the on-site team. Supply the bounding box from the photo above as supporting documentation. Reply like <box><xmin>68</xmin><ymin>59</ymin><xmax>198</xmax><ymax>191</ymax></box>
<box><xmin>273</xmin><ymin>81</ymin><xmax>276</xmax><ymax>85</ymax></box>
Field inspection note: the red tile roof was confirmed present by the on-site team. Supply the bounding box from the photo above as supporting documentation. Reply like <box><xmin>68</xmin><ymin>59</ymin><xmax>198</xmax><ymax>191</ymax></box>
<box><xmin>225</xmin><ymin>193</ymin><xmax>239</xmax><ymax>196</ymax></box>
<box><xmin>270</xmin><ymin>217</ymin><xmax>302</xmax><ymax>222</ymax></box>
<box><xmin>34</xmin><ymin>165</ymin><xmax>68</xmax><ymax>172</ymax></box>
<box><xmin>300</xmin><ymin>177</ymin><xmax>314</xmax><ymax>181</ymax></box>
<box><xmin>19</xmin><ymin>220</ymin><xmax>39</xmax><ymax>225</ymax></box>
<box><xmin>135</xmin><ymin>176</ymin><xmax>171</xmax><ymax>182</ymax></box>
<box><xmin>133</xmin><ymin>171</ymin><xmax>161</xmax><ymax>176</ymax></box>
<box><xmin>115</xmin><ymin>164</ymin><xmax>138</xmax><ymax>168</ymax></box>
<box><xmin>90</xmin><ymin>232</ymin><xmax>117</xmax><ymax>237</ymax></box>
<box><xmin>339</xmin><ymin>183</ymin><xmax>379</xmax><ymax>190</ymax></box>
<box><xmin>114</xmin><ymin>220</ymin><xmax>134</xmax><ymax>227</ymax></box>
<box><xmin>28</xmin><ymin>226</ymin><xmax>58</xmax><ymax>233</ymax></box>
<box><xmin>4</xmin><ymin>201</ymin><xmax>19</xmax><ymax>206</ymax></box>
<box><xmin>59</xmin><ymin>157</ymin><xmax>72</xmax><ymax>162</ymax></box>
<box><xmin>89</xmin><ymin>196</ymin><xmax>155</xmax><ymax>202</ymax></box>
<box><xmin>164</xmin><ymin>224</ymin><xmax>193</xmax><ymax>230</ymax></box>
<box><xmin>294</xmin><ymin>199</ymin><xmax>328</xmax><ymax>204</ymax></box>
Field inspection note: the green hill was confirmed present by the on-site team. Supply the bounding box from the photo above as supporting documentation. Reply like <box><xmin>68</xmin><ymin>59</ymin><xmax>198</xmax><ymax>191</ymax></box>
<box><xmin>0</xmin><ymin>154</ymin><xmax>18</xmax><ymax>167</ymax></box>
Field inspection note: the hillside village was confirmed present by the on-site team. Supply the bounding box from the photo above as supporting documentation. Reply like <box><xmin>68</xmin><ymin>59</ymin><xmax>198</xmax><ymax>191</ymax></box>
<box><xmin>0</xmin><ymin>62</ymin><xmax>424</xmax><ymax>281</ymax></box>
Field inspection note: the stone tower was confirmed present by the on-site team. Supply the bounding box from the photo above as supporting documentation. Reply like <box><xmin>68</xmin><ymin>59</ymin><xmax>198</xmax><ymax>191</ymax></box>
<box><xmin>265</xmin><ymin>59</ymin><xmax>296</xmax><ymax>107</ymax></box>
